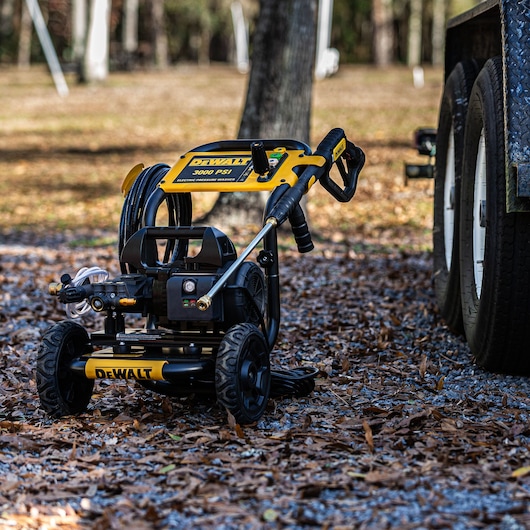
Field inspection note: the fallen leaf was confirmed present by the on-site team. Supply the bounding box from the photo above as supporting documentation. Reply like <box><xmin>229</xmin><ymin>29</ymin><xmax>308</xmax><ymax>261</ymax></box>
<box><xmin>419</xmin><ymin>355</ymin><xmax>428</xmax><ymax>379</ymax></box>
<box><xmin>363</xmin><ymin>419</ymin><xmax>374</xmax><ymax>452</ymax></box>
<box><xmin>158</xmin><ymin>464</ymin><xmax>177</xmax><ymax>474</ymax></box>
<box><xmin>263</xmin><ymin>508</ymin><xmax>279</xmax><ymax>522</ymax></box>
<box><xmin>511</xmin><ymin>466</ymin><xmax>530</xmax><ymax>478</ymax></box>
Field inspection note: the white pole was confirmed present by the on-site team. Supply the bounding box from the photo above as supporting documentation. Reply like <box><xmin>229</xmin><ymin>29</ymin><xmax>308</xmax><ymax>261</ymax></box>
<box><xmin>315</xmin><ymin>0</ymin><xmax>338</xmax><ymax>79</ymax></box>
<box><xmin>83</xmin><ymin>0</ymin><xmax>111</xmax><ymax>82</ymax></box>
<box><xmin>231</xmin><ymin>1</ymin><xmax>249</xmax><ymax>74</ymax></box>
<box><xmin>25</xmin><ymin>0</ymin><xmax>69</xmax><ymax>97</ymax></box>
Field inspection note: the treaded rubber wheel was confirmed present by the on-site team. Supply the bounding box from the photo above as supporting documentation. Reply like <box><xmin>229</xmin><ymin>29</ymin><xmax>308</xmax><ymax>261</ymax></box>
<box><xmin>460</xmin><ymin>57</ymin><xmax>530</xmax><ymax>375</ymax></box>
<box><xmin>224</xmin><ymin>261</ymin><xmax>266</xmax><ymax>329</ymax></box>
<box><xmin>433</xmin><ymin>60</ymin><xmax>479</xmax><ymax>334</ymax></box>
<box><xmin>36</xmin><ymin>321</ymin><xmax>94</xmax><ymax>417</ymax></box>
<box><xmin>215</xmin><ymin>323</ymin><xmax>271</xmax><ymax>424</ymax></box>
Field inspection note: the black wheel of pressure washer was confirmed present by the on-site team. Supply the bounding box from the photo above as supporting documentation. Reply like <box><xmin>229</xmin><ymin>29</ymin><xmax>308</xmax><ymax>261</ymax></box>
<box><xmin>36</xmin><ymin>321</ymin><xmax>94</xmax><ymax>417</ymax></box>
<box><xmin>224</xmin><ymin>262</ymin><xmax>266</xmax><ymax>329</ymax></box>
<box><xmin>119</xmin><ymin>163</ymin><xmax>192</xmax><ymax>273</ymax></box>
<box><xmin>460</xmin><ymin>57</ymin><xmax>530</xmax><ymax>375</ymax></box>
<box><xmin>433</xmin><ymin>60</ymin><xmax>478</xmax><ymax>334</ymax></box>
<box><xmin>215</xmin><ymin>323</ymin><xmax>271</xmax><ymax>424</ymax></box>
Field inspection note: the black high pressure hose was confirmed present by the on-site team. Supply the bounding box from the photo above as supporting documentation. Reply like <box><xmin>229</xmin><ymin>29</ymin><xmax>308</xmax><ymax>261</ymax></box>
<box><xmin>118</xmin><ymin>164</ymin><xmax>192</xmax><ymax>273</ymax></box>
<box><xmin>270</xmin><ymin>366</ymin><xmax>319</xmax><ymax>398</ymax></box>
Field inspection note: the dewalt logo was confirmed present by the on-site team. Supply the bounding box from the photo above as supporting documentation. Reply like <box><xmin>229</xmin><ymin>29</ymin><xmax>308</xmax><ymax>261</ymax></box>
<box><xmin>85</xmin><ymin>358</ymin><xmax>166</xmax><ymax>380</ymax></box>
<box><xmin>168</xmin><ymin>152</ymin><xmax>254</xmax><ymax>186</ymax></box>
<box><xmin>189</xmin><ymin>156</ymin><xmax>251</xmax><ymax>167</ymax></box>
<box><xmin>95</xmin><ymin>367</ymin><xmax>154</xmax><ymax>380</ymax></box>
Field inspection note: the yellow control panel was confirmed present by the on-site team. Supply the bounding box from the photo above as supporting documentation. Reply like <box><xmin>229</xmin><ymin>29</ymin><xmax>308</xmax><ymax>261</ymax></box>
<box><xmin>159</xmin><ymin>148</ymin><xmax>326</xmax><ymax>193</ymax></box>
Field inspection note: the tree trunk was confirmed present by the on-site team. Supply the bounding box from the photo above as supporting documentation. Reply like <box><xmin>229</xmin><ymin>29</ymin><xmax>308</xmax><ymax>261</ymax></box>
<box><xmin>151</xmin><ymin>0</ymin><xmax>168</xmax><ymax>69</ymax></box>
<box><xmin>431</xmin><ymin>0</ymin><xmax>445</xmax><ymax>66</ymax></box>
<box><xmin>407</xmin><ymin>0</ymin><xmax>422</xmax><ymax>66</ymax></box>
<box><xmin>81</xmin><ymin>0</ymin><xmax>111</xmax><ymax>82</ymax></box>
<box><xmin>231</xmin><ymin>1</ymin><xmax>249</xmax><ymax>73</ymax></box>
<box><xmin>238</xmin><ymin>0</ymin><xmax>316</xmax><ymax>142</ymax></box>
<box><xmin>17</xmin><ymin>0</ymin><xmax>32</xmax><ymax>69</ymax></box>
<box><xmin>0</xmin><ymin>0</ymin><xmax>15</xmax><ymax>37</ymax></box>
<box><xmin>72</xmin><ymin>0</ymin><xmax>87</xmax><ymax>66</ymax></box>
<box><xmin>203</xmin><ymin>0</ymin><xmax>317</xmax><ymax>228</ymax></box>
<box><xmin>372</xmin><ymin>0</ymin><xmax>393</xmax><ymax>67</ymax></box>
<box><xmin>122</xmin><ymin>0</ymin><xmax>139</xmax><ymax>69</ymax></box>
<box><xmin>198</xmin><ymin>25</ymin><xmax>211</xmax><ymax>66</ymax></box>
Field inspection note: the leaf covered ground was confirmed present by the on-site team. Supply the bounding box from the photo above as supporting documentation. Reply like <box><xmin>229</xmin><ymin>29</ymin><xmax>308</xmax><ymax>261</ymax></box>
<box><xmin>1</xmin><ymin>66</ymin><xmax>530</xmax><ymax>529</ymax></box>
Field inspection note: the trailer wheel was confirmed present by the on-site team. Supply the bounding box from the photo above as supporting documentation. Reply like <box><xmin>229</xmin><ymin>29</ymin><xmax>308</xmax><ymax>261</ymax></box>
<box><xmin>215</xmin><ymin>323</ymin><xmax>271</xmax><ymax>424</ymax></box>
<box><xmin>36</xmin><ymin>321</ymin><xmax>94</xmax><ymax>417</ymax></box>
<box><xmin>433</xmin><ymin>61</ymin><xmax>478</xmax><ymax>333</ymax></box>
<box><xmin>460</xmin><ymin>57</ymin><xmax>530</xmax><ymax>375</ymax></box>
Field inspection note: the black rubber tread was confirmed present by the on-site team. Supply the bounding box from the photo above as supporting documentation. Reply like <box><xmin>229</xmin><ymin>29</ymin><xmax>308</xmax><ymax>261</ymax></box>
<box><xmin>36</xmin><ymin>321</ymin><xmax>94</xmax><ymax>417</ymax></box>
<box><xmin>460</xmin><ymin>57</ymin><xmax>530</xmax><ymax>375</ymax></box>
<box><xmin>224</xmin><ymin>261</ymin><xmax>266</xmax><ymax>329</ymax></box>
<box><xmin>433</xmin><ymin>60</ymin><xmax>479</xmax><ymax>334</ymax></box>
<box><xmin>215</xmin><ymin>323</ymin><xmax>271</xmax><ymax>424</ymax></box>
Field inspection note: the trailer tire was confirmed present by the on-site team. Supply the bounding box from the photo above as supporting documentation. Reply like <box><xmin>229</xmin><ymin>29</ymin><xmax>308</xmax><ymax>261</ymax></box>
<box><xmin>433</xmin><ymin>60</ymin><xmax>478</xmax><ymax>334</ymax></box>
<box><xmin>460</xmin><ymin>57</ymin><xmax>530</xmax><ymax>375</ymax></box>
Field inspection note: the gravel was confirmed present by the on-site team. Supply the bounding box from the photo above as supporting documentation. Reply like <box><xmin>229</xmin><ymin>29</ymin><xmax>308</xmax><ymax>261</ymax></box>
<box><xmin>1</xmin><ymin>233</ymin><xmax>530</xmax><ymax>529</ymax></box>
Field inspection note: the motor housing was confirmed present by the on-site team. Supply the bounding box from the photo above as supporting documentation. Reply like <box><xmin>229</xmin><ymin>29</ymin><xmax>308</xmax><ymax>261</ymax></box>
<box><xmin>54</xmin><ymin>226</ymin><xmax>266</xmax><ymax>331</ymax></box>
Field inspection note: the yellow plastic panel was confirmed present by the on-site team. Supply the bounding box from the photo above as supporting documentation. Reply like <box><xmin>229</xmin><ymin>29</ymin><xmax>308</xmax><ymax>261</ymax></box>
<box><xmin>121</xmin><ymin>163</ymin><xmax>145</xmax><ymax>196</ymax></box>
<box><xmin>85</xmin><ymin>358</ymin><xmax>167</xmax><ymax>380</ymax></box>
<box><xmin>160</xmin><ymin>149</ymin><xmax>326</xmax><ymax>193</ymax></box>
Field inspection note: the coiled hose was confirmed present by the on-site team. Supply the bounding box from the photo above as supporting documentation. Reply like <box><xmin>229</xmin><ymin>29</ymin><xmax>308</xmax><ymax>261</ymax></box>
<box><xmin>119</xmin><ymin>163</ymin><xmax>192</xmax><ymax>273</ymax></box>
<box><xmin>65</xmin><ymin>266</ymin><xmax>109</xmax><ymax>319</ymax></box>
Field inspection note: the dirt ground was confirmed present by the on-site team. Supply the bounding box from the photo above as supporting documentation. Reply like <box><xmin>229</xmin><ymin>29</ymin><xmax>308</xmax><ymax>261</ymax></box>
<box><xmin>1</xmin><ymin>65</ymin><xmax>530</xmax><ymax>529</ymax></box>
<box><xmin>0</xmin><ymin>64</ymin><xmax>436</xmax><ymax>245</ymax></box>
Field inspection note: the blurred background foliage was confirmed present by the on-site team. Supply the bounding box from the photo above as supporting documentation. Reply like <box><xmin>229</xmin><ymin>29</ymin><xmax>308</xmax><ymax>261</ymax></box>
<box><xmin>0</xmin><ymin>0</ymin><xmax>481</xmax><ymax>70</ymax></box>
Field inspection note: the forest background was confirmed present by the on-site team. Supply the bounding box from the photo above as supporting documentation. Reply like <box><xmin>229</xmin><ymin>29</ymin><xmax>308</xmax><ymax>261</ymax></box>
<box><xmin>0</xmin><ymin>0</ymin><xmax>480</xmax><ymax>75</ymax></box>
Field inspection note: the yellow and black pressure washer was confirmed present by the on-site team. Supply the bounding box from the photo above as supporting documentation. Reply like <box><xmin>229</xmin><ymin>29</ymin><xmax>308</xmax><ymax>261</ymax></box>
<box><xmin>37</xmin><ymin>128</ymin><xmax>364</xmax><ymax>424</ymax></box>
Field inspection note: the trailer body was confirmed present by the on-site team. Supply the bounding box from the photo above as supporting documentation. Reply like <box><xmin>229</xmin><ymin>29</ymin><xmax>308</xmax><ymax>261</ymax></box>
<box><xmin>445</xmin><ymin>0</ymin><xmax>530</xmax><ymax>212</ymax></box>
<box><xmin>407</xmin><ymin>0</ymin><xmax>530</xmax><ymax>374</ymax></box>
